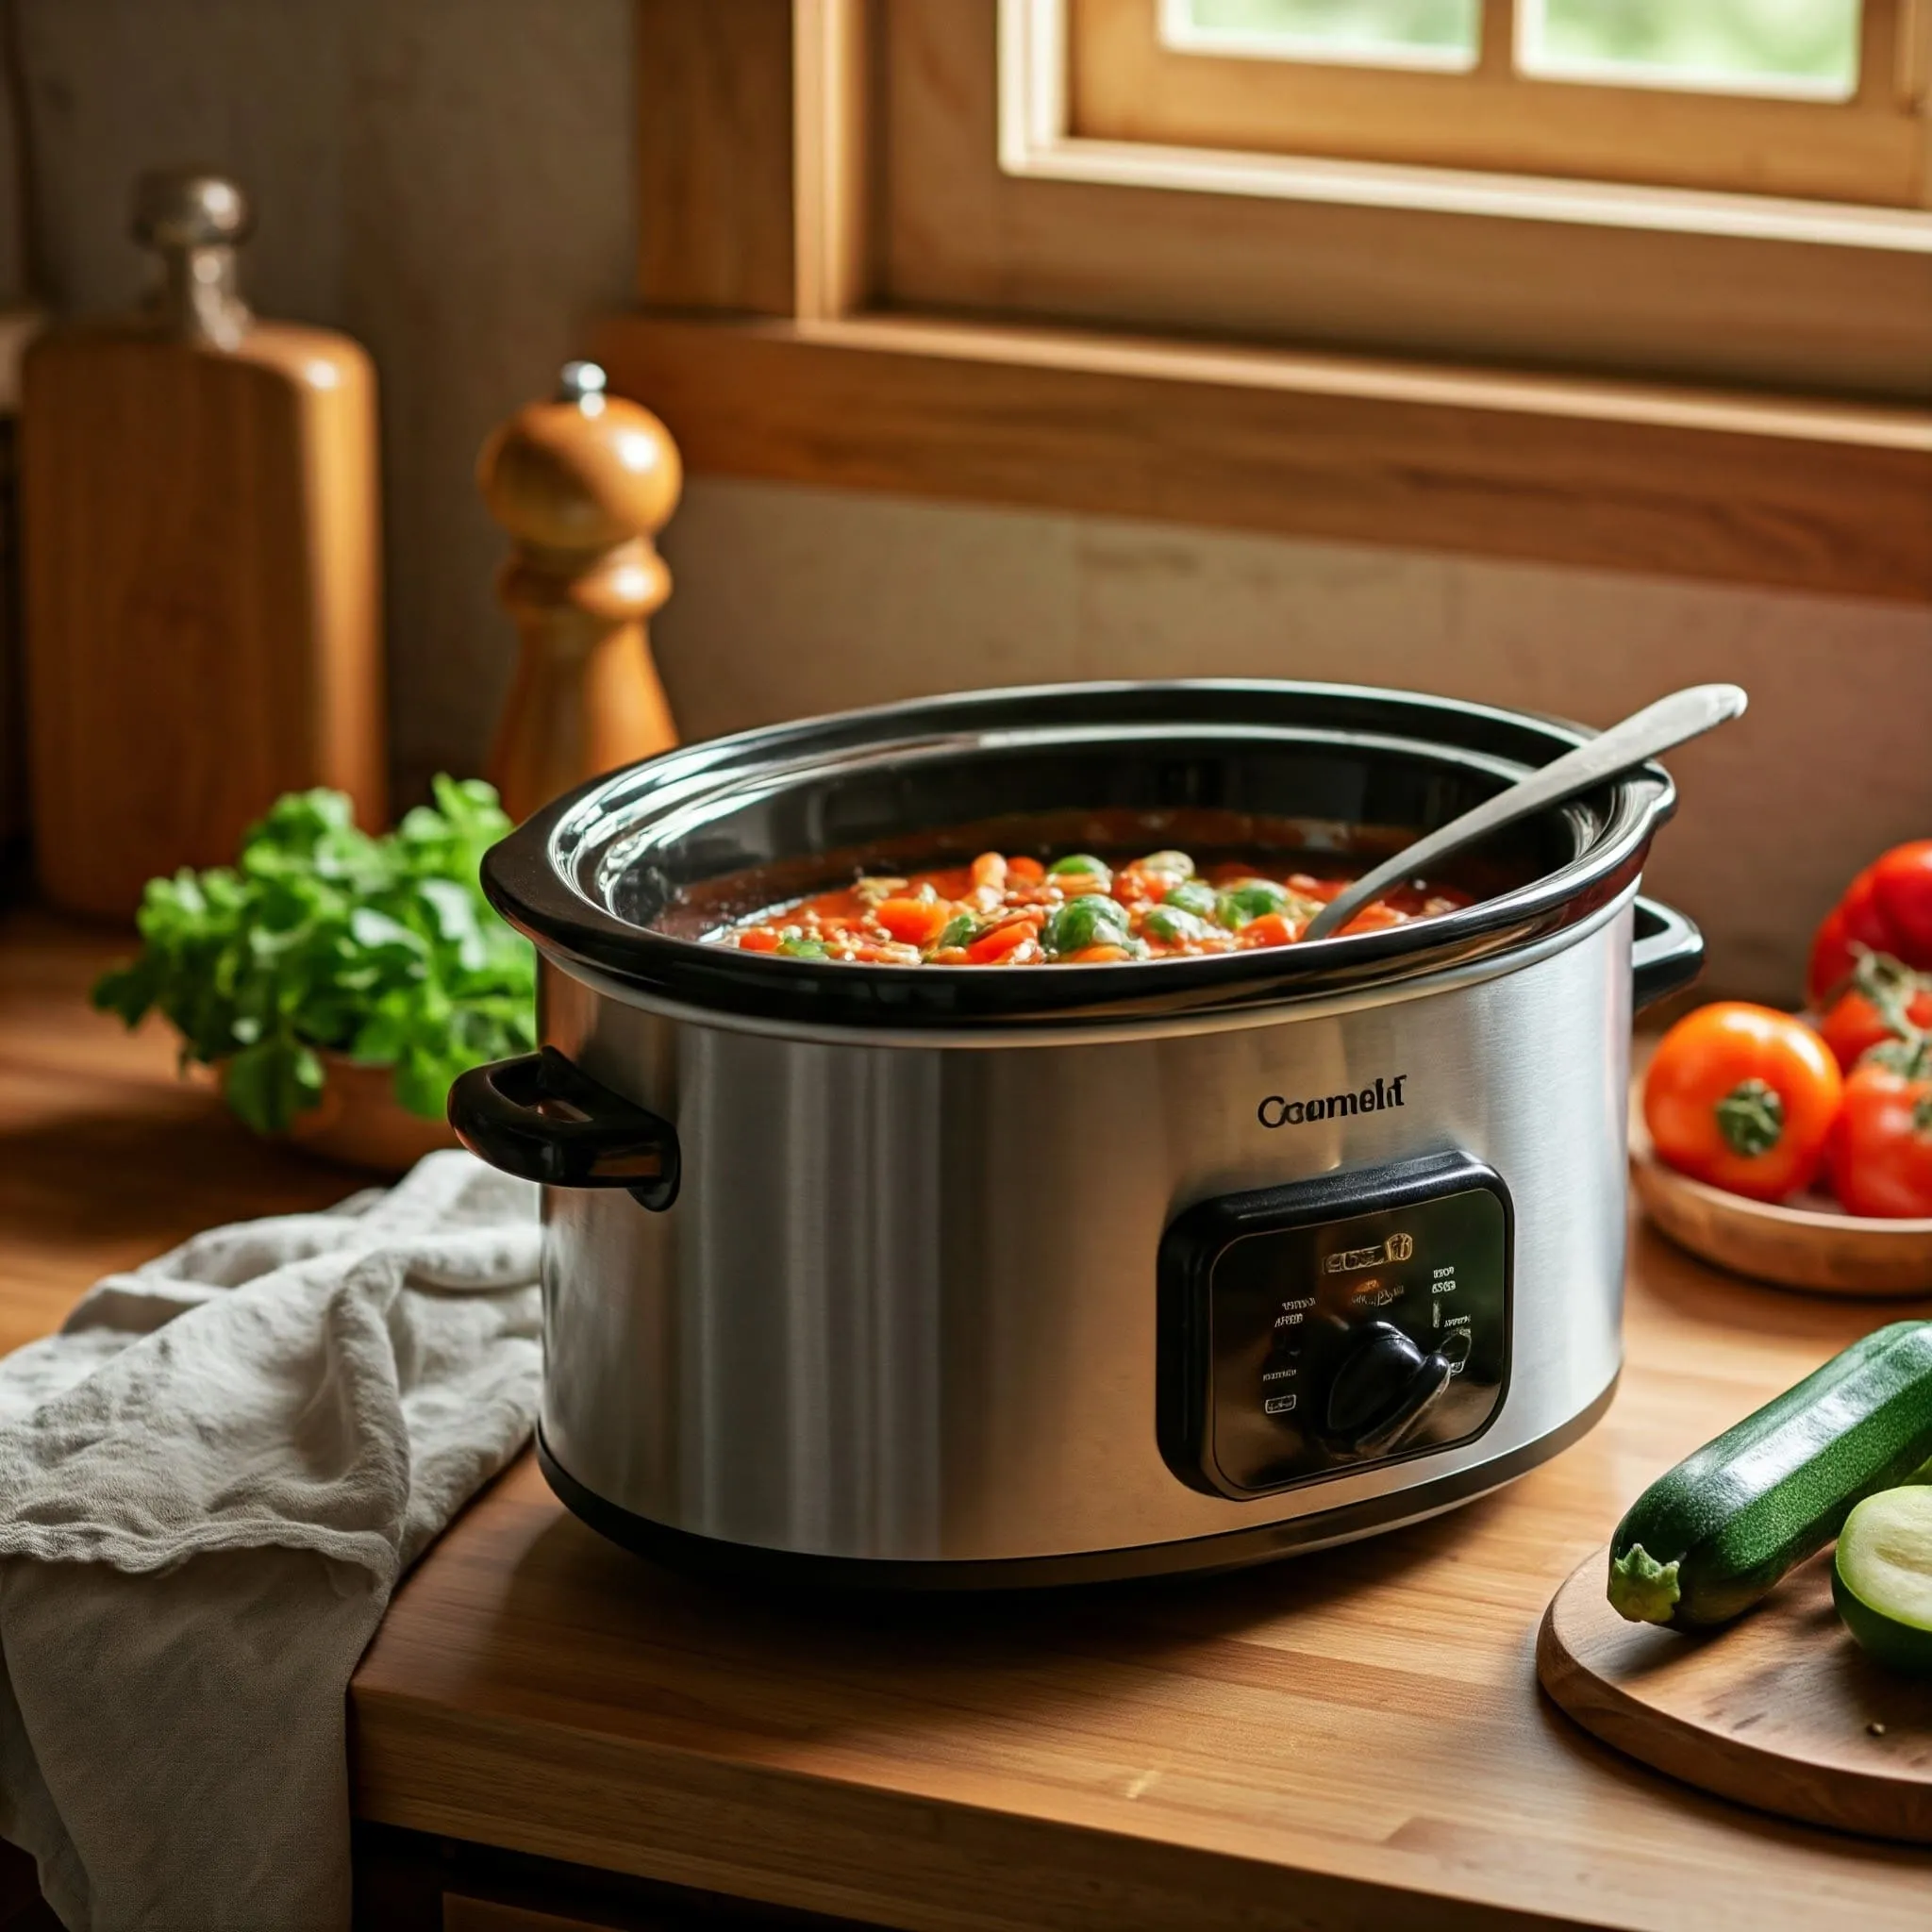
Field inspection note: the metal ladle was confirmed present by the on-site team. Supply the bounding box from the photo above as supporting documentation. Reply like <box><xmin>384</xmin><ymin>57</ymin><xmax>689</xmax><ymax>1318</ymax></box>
<box><xmin>1299</xmin><ymin>683</ymin><xmax>1748</xmax><ymax>943</ymax></box>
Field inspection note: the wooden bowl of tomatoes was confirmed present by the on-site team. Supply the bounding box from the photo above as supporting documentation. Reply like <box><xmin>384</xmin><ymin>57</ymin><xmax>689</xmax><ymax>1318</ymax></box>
<box><xmin>1631</xmin><ymin>841</ymin><xmax>1932</xmax><ymax>1298</ymax></box>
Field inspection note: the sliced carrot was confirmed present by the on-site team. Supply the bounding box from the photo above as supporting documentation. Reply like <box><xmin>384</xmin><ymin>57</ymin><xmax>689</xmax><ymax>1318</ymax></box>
<box><xmin>1241</xmin><ymin>913</ymin><xmax>1296</xmax><ymax>948</ymax></box>
<box><xmin>1339</xmin><ymin>903</ymin><xmax>1405</xmax><ymax>934</ymax></box>
<box><xmin>968</xmin><ymin>918</ymin><xmax>1041</xmax><ymax>963</ymax></box>
<box><xmin>1066</xmin><ymin>943</ymin><xmax>1130</xmax><ymax>962</ymax></box>
<box><xmin>875</xmin><ymin>896</ymin><xmax>956</xmax><ymax>945</ymax></box>
<box><xmin>1007</xmin><ymin>855</ymin><xmax>1045</xmax><ymax>883</ymax></box>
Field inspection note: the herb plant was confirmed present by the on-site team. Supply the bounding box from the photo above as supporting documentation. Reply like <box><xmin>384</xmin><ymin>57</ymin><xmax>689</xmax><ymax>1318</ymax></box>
<box><xmin>92</xmin><ymin>777</ymin><xmax>536</xmax><ymax>1134</ymax></box>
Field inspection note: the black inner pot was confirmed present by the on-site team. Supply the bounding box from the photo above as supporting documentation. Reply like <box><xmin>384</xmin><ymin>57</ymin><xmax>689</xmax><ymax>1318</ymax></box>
<box><xmin>641</xmin><ymin>745</ymin><xmax>1551</xmax><ymax>936</ymax></box>
<box><xmin>483</xmin><ymin>682</ymin><xmax>1675</xmax><ymax>1028</ymax></box>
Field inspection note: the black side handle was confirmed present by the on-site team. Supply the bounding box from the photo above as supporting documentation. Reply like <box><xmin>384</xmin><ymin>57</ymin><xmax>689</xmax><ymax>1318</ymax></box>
<box><xmin>448</xmin><ymin>1047</ymin><xmax>679</xmax><ymax>1211</ymax></box>
<box><xmin>1631</xmin><ymin>896</ymin><xmax>1703</xmax><ymax>1013</ymax></box>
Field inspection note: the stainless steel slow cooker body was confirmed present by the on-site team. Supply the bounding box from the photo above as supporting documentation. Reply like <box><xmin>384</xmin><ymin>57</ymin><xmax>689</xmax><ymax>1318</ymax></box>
<box><xmin>458</xmin><ymin>682</ymin><xmax>1703</xmax><ymax>1586</ymax></box>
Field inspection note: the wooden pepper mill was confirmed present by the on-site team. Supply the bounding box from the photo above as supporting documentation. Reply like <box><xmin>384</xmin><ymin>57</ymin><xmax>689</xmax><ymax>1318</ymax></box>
<box><xmin>478</xmin><ymin>361</ymin><xmax>681</xmax><ymax>822</ymax></box>
<box><xmin>23</xmin><ymin>169</ymin><xmax>385</xmax><ymax>916</ymax></box>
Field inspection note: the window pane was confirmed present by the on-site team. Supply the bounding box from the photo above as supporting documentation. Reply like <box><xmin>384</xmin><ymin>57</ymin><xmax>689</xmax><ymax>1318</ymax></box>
<box><xmin>1161</xmin><ymin>0</ymin><xmax>1481</xmax><ymax>71</ymax></box>
<box><xmin>1519</xmin><ymin>0</ymin><xmax>1862</xmax><ymax>100</ymax></box>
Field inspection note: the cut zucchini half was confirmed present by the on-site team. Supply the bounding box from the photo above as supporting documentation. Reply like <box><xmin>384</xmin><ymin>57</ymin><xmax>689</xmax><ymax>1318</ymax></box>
<box><xmin>1834</xmin><ymin>1485</ymin><xmax>1932</xmax><ymax>1675</ymax></box>
<box><xmin>1607</xmin><ymin>1321</ymin><xmax>1932</xmax><ymax>1630</ymax></box>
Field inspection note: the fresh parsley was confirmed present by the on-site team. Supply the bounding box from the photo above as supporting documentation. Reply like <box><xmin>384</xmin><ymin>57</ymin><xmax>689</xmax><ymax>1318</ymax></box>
<box><xmin>92</xmin><ymin>776</ymin><xmax>536</xmax><ymax>1134</ymax></box>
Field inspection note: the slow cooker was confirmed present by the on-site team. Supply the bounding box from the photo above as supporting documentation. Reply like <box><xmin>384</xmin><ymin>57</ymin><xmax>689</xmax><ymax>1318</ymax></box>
<box><xmin>451</xmin><ymin>681</ymin><xmax>1703</xmax><ymax>1586</ymax></box>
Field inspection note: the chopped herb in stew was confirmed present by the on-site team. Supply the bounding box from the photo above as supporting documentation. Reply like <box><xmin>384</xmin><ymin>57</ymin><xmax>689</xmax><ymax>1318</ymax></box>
<box><xmin>710</xmin><ymin>850</ymin><xmax>1468</xmax><ymax>966</ymax></box>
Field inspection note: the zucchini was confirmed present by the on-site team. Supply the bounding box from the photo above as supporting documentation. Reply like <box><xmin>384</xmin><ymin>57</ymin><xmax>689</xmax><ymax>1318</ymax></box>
<box><xmin>1607</xmin><ymin>1321</ymin><xmax>1932</xmax><ymax>1629</ymax></box>
<box><xmin>1834</xmin><ymin>1484</ymin><xmax>1932</xmax><ymax>1674</ymax></box>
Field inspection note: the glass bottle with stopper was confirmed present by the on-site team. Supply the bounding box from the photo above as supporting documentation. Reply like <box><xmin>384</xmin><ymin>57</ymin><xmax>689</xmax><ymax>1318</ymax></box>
<box><xmin>134</xmin><ymin>169</ymin><xmax>253</xmax><ymax>348</ymax></box>
<box><xmin>476</xmin><ymin>360</ymin><xmax>681</xmax><ymax>822</ymax></box>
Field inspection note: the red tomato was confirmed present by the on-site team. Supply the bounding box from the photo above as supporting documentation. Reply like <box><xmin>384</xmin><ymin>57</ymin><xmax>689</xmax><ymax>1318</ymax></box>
<box><xmin>1873</xmin><ymin>841</ymin><xmax>1932</xmax><ymax>959</ymax></box>
<box><xmin>1818</xmin><ymin>980</ymin><xmax>1932</xmax><ymax>1073</ymax></box>
<box><xmin>1808</xmin><ymin>841</ymin><xmax>1932</xmax><ymax>1004</ymax></box>
<box><xmin>1807</xmin><ymin>903</ymin><xmax>1855</xmax><ymax>1008</ymax></box>
<box><xmin>1829</xmin><ymin>1047</ymin><xmax>1932</xmax><ymax>1218</ymax></box>
<box><xmin>874</xmin><ymin>897</ymin><xmax>955</xmax><ymax>946</ymax></box>
<box><xmin>1643</xmin><ymin>1002</ymin><xmax>1843</xmax><ymax>1203</ymax></box>
<box><xmin>736</xmin><ymin>928</ymin><xmax>781</xmax><ymax>953</ymax></box>
<box><xmin>1239</xmin><ymin>913</ymin><xmax>1297</xmax><ymax>948</ymax></box>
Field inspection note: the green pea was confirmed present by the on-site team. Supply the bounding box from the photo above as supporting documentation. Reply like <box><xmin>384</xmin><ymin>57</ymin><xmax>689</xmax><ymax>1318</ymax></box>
<box><xmin>1138</xmin><ymin>850</ymin><xmax>1195</xmax><ymax>878</ymax></box>
<box><xmin>1041</xmin><ymin>893</ymin><xmax>1130</xmax><ymax>957</ymax></box>
<box><xmin>1143</xmin><ymin>904</ymin><xmax>1210</xmax><ymax>944</ymax></box>
<box><xmin>778</xmin><ymin>934</ymin><xmax>828</xmax><ymax>958</ymax></box>
<box><xmin>1215</xmin><ymin>880</ymin><xmax>1291</xmax><ymax>930</ymax></box>
<box><xmin>1162</xmin><ymin>879</ymin><xmax>1217</xmax><ymax>920</ymax></box>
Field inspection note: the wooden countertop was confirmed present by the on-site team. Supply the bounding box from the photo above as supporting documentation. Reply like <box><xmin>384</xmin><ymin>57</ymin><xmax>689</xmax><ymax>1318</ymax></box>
<box><xmin>8</xmin><ymin>909</ymin><xmax>1932</xmax><ymax>1931</ymax></box>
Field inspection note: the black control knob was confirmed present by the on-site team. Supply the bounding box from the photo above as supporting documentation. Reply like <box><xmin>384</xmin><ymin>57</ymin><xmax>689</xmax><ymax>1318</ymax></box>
<box><xmin>1323</xmin><ymin>1320</ymin><xmax>1459</xmax><ymax>1456</ymax></box>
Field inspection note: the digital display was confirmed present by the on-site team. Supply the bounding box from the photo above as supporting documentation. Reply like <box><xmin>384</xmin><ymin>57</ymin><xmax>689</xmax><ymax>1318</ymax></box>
<box><xmin>1208</xmin><ymin>1186</ymin><xmax>1507</xmax><ymax>1494</ymax></box>
<box><xmin>1158</xmin><ymin>1153</ymin><xmax>1511</xmax><ymax>1500</ymax></box>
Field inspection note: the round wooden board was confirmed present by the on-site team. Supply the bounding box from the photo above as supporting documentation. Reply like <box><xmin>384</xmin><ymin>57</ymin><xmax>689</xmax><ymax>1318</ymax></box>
<box><xmin>1628</xmin><ymin>1115</ymin><xmax>1932</xmax><ymax>1297</ymax></box>
<box><xmin>1539</xmin><ymin>1547</ymin><xmax>1932</xmax><ymax>1842</ymax></box>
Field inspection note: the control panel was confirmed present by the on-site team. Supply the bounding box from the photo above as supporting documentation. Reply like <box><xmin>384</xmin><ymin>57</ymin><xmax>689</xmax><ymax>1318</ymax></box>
<box><xmin>1157</xmin><ymin>1152</ymin><xmax>1511</xmax><ymax>1499</ymax></box>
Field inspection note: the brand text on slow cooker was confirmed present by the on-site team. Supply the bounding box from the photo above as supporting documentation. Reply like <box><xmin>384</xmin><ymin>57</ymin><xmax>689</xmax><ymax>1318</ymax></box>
<box><xmin>1257</xmin><ymin>1076</ymin><xmax>1408</xmax><ymax>1128</ymax></box>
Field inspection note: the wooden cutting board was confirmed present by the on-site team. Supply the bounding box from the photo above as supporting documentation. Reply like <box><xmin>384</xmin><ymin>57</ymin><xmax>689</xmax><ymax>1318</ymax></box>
<box><xmin>1539</xmin><ymin>1546</ymin><xmax>1932</xmax><ymax>1842</ymax></box>
<box><xmin>22</xmin><ymin>171</ymin><xmax>383</xmax><ymax>918</ymax></box>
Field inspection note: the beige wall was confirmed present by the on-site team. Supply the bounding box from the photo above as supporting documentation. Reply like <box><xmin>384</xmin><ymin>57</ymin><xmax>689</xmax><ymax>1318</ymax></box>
<box><xmin>12</xmin><ymin>0</ymin><xmax>635</xmax><ymax>790</ymax></box>
<box><xmin>13</xmin><ymin>2</ymin><xmax>1930</xmax><ymax>997</ymax></box>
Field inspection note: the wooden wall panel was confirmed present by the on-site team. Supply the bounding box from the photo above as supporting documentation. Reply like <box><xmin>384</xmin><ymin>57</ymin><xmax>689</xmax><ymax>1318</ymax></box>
<box><xmin>593</xmin><ymin>310</ymin><xmax>1932</xmax><ymax>604</ymax></box>
<box><xmin>636</xmin><ymin>0</ymin><xmax>796</xmax><ymax>312</ymax></box>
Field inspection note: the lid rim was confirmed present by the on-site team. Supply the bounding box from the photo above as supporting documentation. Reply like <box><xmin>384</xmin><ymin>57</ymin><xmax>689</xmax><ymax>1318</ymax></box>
<box><xmin>484</xmin><ymin>680</ymin><xmax>1675</xmax><ymax>1029</ymax></box>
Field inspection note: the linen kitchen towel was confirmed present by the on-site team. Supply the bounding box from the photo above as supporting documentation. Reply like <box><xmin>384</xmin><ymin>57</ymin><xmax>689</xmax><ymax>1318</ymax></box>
<box><xmin>0</xmin><ymin>1151</ymin><xmax>541</xmax><ymax>1931</ymax></box>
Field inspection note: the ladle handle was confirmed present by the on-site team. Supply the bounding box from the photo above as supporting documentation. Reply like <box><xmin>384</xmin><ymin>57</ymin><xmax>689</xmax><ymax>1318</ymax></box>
<box><xmin>1300</xmin><ymin>683</ymin><xmax>1747</xmax><ymax>942</ymax></box>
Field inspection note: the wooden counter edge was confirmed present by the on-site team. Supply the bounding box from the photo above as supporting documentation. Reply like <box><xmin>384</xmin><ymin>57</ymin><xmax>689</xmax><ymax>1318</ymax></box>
<box><xmin>349</xmin><ymin>1679</ymin><xmax>1570</xmax><ymax>1932</ymax></box>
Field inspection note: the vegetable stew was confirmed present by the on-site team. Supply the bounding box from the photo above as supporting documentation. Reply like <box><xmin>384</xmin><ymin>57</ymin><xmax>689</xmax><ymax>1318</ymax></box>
<box><xmin>708</xmin><ymin>848</ymin><xmax>1469</xmax><ymax>967</ymax></box>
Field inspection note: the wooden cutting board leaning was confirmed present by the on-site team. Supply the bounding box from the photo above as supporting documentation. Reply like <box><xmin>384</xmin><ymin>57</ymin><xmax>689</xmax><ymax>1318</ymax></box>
<box><xmin>21</xmin><ymin>169</ymin><xmax>384</xmax><ymax>918</ymax></box>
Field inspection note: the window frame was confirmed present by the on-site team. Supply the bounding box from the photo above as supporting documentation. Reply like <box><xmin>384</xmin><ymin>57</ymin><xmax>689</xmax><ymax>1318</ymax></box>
<box><xmin>1017</xmin><ymin>0</ymin><xmax>1932</xmax><ymax>249</ymax></box>
<box><xmin>1060</xmin><ymin>0</ymin><xmax>1932</xmax><ymax>210</ymax></box>
<box><xmin>912</xmin><ymin>1</ymin><xmax>1932</xmax><ymax>400</ymax></box>
<box><xmin>608</xmin><ymin>0</ymin><xmax>1932</xmax><ymax>606</ymax></box>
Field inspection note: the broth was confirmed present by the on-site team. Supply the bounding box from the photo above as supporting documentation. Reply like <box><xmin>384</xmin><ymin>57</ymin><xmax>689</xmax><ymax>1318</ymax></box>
<box><xmin>702</xmin><ymin>844</ymin><xmax>1469</xmax><ymax>967</ymax></box>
